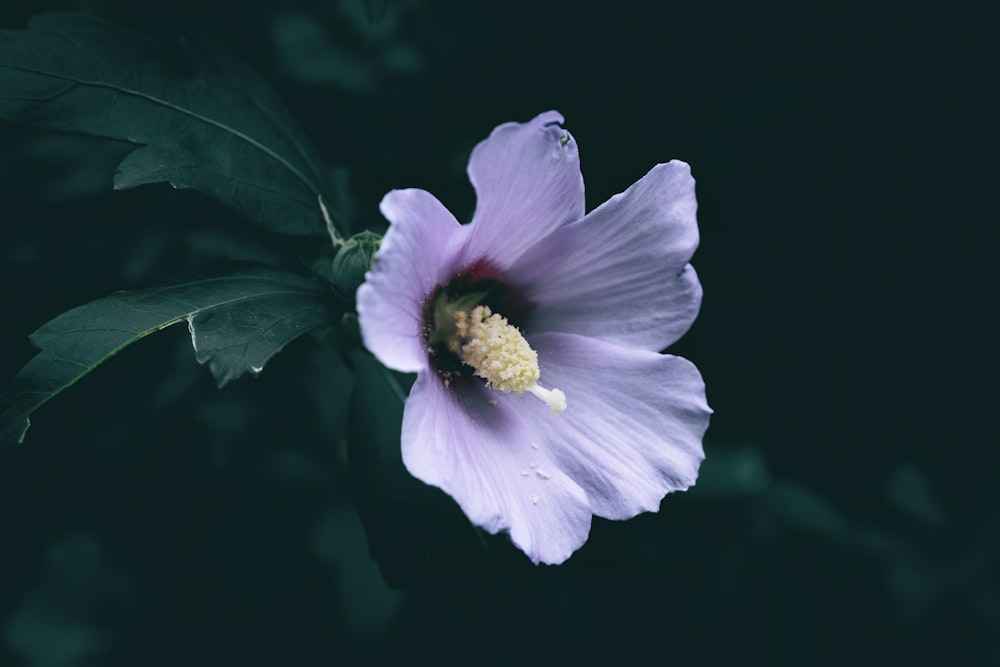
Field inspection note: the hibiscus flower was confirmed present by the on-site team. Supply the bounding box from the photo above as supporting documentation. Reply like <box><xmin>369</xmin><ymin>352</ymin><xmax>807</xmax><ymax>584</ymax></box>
<box><xmin>357</xmin><ymin>111</ymin><xmax>711</xmax><ymax>564</ymax></box>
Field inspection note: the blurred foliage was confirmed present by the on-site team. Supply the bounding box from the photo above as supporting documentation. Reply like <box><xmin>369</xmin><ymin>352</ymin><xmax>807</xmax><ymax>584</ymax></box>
<box><xmin>0</xmin><ymin>0</ymin><xmax>995</xmax><ymax>665</ymax></box>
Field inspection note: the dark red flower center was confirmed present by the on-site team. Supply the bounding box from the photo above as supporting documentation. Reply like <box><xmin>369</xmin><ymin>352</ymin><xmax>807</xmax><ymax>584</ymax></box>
<box><xmin>422</xmin><ymin>259</ymin><xmax>533</xmax><ymax>385</ymax></box>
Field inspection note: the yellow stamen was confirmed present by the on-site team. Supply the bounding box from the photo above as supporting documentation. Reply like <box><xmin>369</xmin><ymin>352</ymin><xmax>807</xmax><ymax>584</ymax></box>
<box><xmin>454</xmin><ymin>306</ymin><xmax>566</xmax><ymax>414</ymax></box>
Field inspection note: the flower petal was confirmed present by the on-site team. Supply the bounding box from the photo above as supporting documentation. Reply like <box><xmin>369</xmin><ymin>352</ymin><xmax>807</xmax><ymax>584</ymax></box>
<box><xmin>510</xmin><ymin>161</ymin><xmax>702</xmax><ymax>351</ymax></box>
<box><xmin>401</xmin><ymin>371</ymin><xmax>592</xmax><ymax>565</ymax></box>
<box><xmin>457</xmin><ymin>111</ymin><xmax>585</xmax><ymax>270</ymax></box>
<box><xmin>357</xmin><ymin>189</ymin><xmax>462</xmax><ymax>373</ymax></box>
<box><xmin>525</xmin><ymin>332</ymin><xmax>710</xmax><ymax>520</ymax></box>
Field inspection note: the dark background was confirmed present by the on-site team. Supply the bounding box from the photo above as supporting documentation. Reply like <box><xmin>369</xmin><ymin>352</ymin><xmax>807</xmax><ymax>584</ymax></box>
<box><xmin>0</xmin><ymin>1</ymin><xmax>994</xmax><ymax>665</ymax></box>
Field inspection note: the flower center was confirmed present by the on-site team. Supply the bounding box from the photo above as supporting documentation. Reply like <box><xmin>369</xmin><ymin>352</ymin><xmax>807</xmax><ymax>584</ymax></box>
<box><xmin>453</xmin><ymin>306</ymin><xmax>566</xmax><ymax>414</ymax></box>
<box><xmin>424</xmin><ymin>271</ymin><xmax>566</xmax><ymax>415</ymax></box>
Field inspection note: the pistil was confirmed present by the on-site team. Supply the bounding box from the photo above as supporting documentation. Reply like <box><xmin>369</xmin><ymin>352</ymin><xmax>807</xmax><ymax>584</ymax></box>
<box><xmin>452</xmin><ymin>305</ymin><xmax>566</xmax><ymax>414</ymax></box>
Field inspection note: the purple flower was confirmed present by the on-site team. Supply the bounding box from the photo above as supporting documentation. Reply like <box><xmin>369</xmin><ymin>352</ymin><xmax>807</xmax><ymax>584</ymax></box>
<box><xmin>357</xmin><ymin>111</ymin><xmax>711</xmax><ymax>565</ymax></box>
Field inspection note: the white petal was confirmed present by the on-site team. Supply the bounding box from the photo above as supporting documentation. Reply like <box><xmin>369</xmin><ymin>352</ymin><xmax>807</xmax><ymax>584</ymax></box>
<box><xmin>525</xmin><ymin>332</ymin><xmax>710</xmax><ymax>519</ymax></box>
<box><xmin>456</xmin><ymin>111</ymin><xmax>585</xmax><ymax>270</ymax></box>
<box><xmin>357</xmin><ymin>189</ymin><xmax>463</xmax><ymax>373</ymax></box>
<box><xmin>401</xmin><ymin>372</ymin><xmax>592</xmax><ymax>564</ymax></box>
<box><xmin>511</xmin><ymin>161</ymin><xmax>701</xmax><ymax>351</ymax></box>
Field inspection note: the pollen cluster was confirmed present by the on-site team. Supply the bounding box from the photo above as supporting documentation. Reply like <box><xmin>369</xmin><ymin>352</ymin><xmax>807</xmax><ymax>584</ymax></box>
<box><xmin>454</xmin><ymin>305</ymin><xmax>539</xmax><ymax>394</ymax></box>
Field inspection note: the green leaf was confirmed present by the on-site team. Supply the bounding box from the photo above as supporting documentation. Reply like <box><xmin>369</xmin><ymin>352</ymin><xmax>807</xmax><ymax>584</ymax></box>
<box><xmin>1</xmin><ymin>263</ymin><xmax>339</xmax><ymax>445</ymax></box>
<box><xmin>0</xmin><ymin>12</ymin><xmax>339</xmax><ymax>238</ymax></box>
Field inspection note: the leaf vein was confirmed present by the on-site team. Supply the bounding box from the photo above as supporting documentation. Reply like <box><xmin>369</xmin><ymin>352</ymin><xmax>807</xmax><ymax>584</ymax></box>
<box><xmin>0</xmin><ymin>64</ymin><xmax>323</xmax><ymax>203</ymax></box>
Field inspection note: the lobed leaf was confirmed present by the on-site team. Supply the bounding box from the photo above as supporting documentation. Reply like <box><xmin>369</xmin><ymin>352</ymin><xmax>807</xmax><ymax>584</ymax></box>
<box><xmin>0</xmin><ymin>263</ymin><xmax>340</xmax><ymax>445</ymax></box>
<box><xmin>0</xmin><ymin>12</ymin><xmax>338</xmax><ymax>237</ymax></box>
